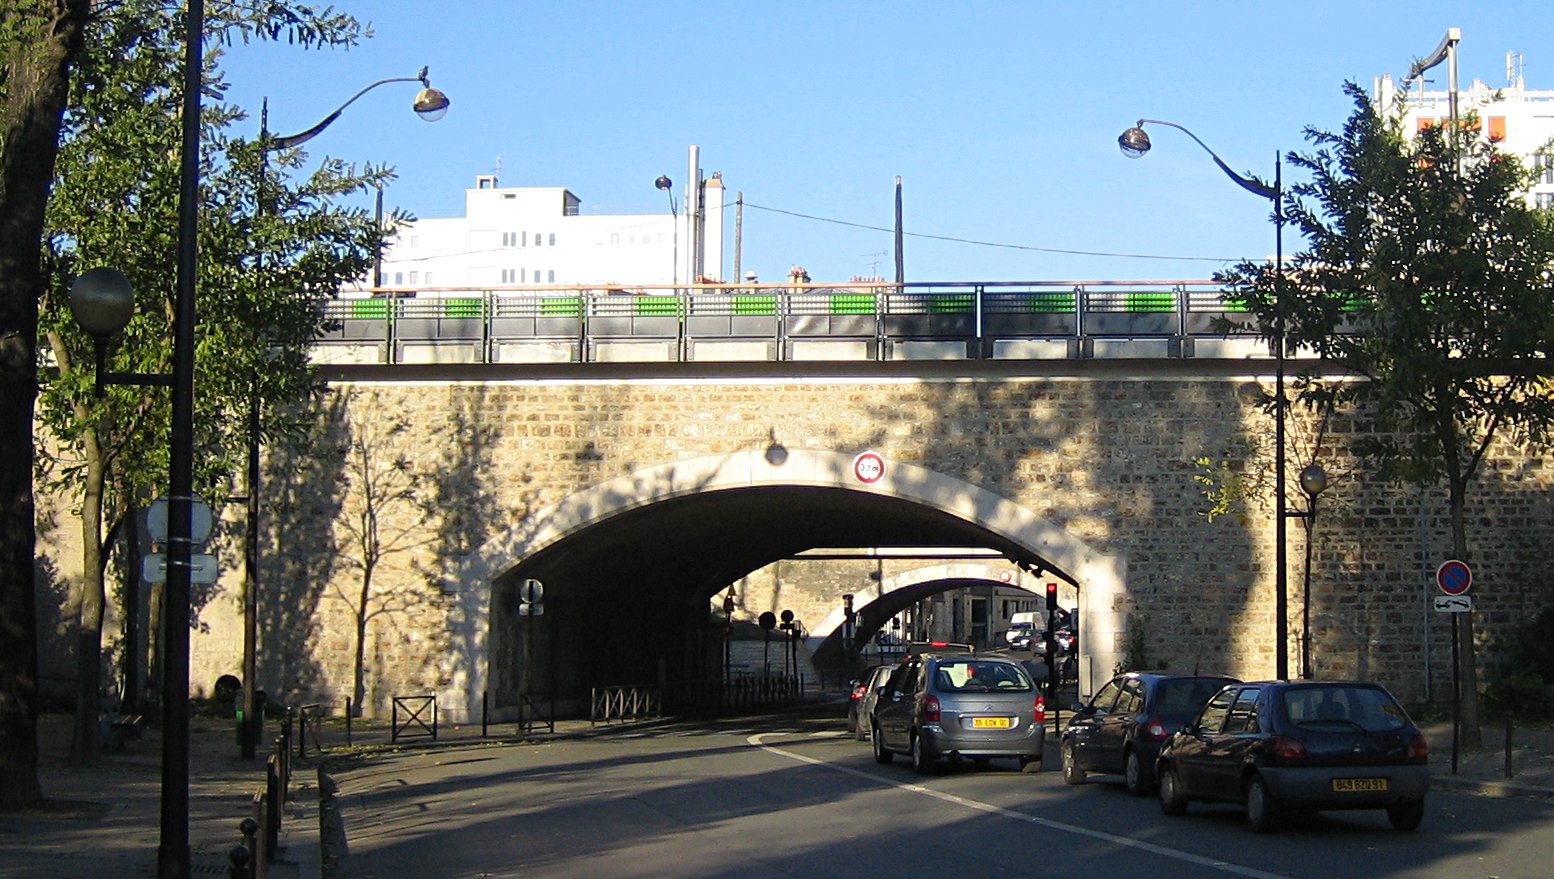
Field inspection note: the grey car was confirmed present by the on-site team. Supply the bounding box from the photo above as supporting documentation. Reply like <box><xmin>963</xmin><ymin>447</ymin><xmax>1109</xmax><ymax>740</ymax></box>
<box><xmin>847</xmin><ymin>663</ymin><xmax>896</xmax><ymax>740</ymax></box>
<box><xmin>870</xmin><ymin>650</ymin><xmax>1046</xmax><ymax>773</ymax></box>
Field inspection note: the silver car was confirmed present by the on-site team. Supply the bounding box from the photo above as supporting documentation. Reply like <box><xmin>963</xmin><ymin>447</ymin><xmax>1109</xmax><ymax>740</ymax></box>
<box><xmin>870</xmin><ymin>651</ymin><xmax>1046</xmax><ymax>773</ymax></box>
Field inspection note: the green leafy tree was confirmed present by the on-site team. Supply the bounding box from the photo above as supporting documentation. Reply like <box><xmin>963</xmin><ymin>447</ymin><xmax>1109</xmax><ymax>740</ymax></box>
<box><xmin>1221</xmin><ymin>82</ymin><xmax>1554</xmax><ymax>749</ymax></box>
<box><xmin>0</xmin><ymin>0</ymin><xmax>92</xmax><ymax>811</ymax></box>
<box><xmin>34</xmin><ymin>1</ymin><xmax>383</xmax><ymax>762</ymax></box>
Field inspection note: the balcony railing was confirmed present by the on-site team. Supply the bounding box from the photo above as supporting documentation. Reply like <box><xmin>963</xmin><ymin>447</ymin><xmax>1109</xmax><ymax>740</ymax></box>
<box><xmin>311</xmin><ymin>280</ymin><xmax>1279</xmax><ymax>365</ymax></box>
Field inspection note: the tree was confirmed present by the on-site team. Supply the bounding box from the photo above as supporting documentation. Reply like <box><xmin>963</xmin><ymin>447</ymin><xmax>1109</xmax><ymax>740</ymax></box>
<box><xmin>0</xmin><ymin>0</ymin><xmax>92</xmax><ymax>811</ymax></box>
<box><xmin>1221</xmin><ymin>82</ymin><xmax>1554</xmax><ymax>749</ymax></box>
<box><xmin>33</xmin><ymin>1</ymin><xmax>380</xmax><ymax>762</ymax></box>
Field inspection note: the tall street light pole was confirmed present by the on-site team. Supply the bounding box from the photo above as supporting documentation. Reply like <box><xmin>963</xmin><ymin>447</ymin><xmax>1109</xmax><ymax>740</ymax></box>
<box><xmin>160</xmin><ymin>2</ymin><xmax>204</xmax><ymax>874</ymax></box>
<box><xmin>241</xmin><ymin>69</ymin><xmax>448</xmax><ymax>759</ymax></box>
<box><xmin>1118</xmin><ymin>118</ymin><xmax>1290</xmax><ymax>680</ymax></box>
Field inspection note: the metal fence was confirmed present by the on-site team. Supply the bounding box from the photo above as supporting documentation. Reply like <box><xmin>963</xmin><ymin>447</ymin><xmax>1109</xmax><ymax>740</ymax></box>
<box><xmin>313</xmin><ymin>280</ymin><xmax>1281</xmax><ymax>365</ymax></box>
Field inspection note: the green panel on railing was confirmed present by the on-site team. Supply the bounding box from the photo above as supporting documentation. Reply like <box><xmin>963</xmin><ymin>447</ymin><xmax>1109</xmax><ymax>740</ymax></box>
<box><xmin>1338</xmin><ymin>291</ymin><xmax>1369</xmax><ymax>312</ymax></box>
<box><xmin>351</xmin><ymin>299</ymin><xmax>390</xmax><ymax>319</ymax></box>
<box><xmin>540</xmin><ymin>296</ymin><xmax>582</xmax><ymax>316</ymax></box>
<box><xmin>444</xmin><ymin>298</ymin><xmax>482</xmax><ymax>317</ymax></box>
<box><xmin>634</xmin><ymin>295</ymin><xmax>679</xmax><ymax>316</ymax></box>
<box><xmin>732</xmin><ymin>295</ymin><xmax>778</xmax><ymax>315</ymax></box>
<box><xmin>1125</xmin><ymin>291</ymin><xmax>1175</xmax><ymax>313</ymax></box>
<box><xmin>1024</xmin><ymin>292</ymin><xmax>1076</xmax><ymax>313</ymax></box>
<box><xmin>928</xmin><ymin>294</ymin><xmax>974</xmax><ymax>313</ymax></box>
<box><xmin>830</xmin><ymin>294</ymin><xmax>875</xmax><ymax>314</ymax></box>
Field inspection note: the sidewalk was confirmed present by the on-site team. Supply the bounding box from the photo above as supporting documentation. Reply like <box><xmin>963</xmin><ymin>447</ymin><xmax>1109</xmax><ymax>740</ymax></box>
<box><xmin>4</xmin><ymin>708</ymin><xmax>1552</xmax><ymax>878</ymax></box>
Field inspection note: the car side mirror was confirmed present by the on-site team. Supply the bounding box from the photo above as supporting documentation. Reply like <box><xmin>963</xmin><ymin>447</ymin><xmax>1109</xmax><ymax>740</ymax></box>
<box><xmin>1069</xmin><ymin>702</ymin><xmax>1085</xmax><ymax>713</ymax></box>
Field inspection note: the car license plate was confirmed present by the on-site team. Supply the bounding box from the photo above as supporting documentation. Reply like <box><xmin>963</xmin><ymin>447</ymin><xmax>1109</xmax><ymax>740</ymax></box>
<box><xmin>1332</xmin><ymin>777</ymin><xmax>1388</xmax><ymax>792</ymax></box>
<box><xmin>970</xmin><ymin>717</ymin><xmax>1011</xmax><ymax>729</ymax></box>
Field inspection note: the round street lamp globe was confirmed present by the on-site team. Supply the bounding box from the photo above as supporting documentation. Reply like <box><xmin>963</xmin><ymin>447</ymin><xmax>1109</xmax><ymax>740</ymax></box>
<box><xmin>69</xmin><ymin>267</ymin><xmax>136</xmax><ymax>340</ymax></box>
<box><xmin>1300</xmin><ymin>463</ymin><xmax>1329</xmax><ymax>498</ymax></box>
<box><xmin>1118</xmin><ymin>126</ymin><xmax>1152</xmax><ymax>159</ymax></box>
<box><xmin>413</xmin><ymin>86</ymin><xmax>450</xmax><ymax>122</ymax></box>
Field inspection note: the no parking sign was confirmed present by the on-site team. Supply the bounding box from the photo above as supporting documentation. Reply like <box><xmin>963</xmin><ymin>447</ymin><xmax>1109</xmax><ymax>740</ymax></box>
<box><xmin>1436</xmin><ymin>559</ymin><xmax>1472</xmax><ymax>596</ymax></box>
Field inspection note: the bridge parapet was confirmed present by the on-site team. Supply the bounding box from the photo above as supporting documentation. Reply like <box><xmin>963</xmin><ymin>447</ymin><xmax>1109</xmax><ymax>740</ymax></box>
<box><xmin>313</xmin><ymin>280</ymin><xmax>1291</xmax><ymax>365</ymax></box>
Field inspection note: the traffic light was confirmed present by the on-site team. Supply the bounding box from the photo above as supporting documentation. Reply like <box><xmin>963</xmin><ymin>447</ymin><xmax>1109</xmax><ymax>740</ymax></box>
<box><xmin>1046</xmin><ymin>581</ymin><xmax>1058</xmax><ymax>612</ymax></box>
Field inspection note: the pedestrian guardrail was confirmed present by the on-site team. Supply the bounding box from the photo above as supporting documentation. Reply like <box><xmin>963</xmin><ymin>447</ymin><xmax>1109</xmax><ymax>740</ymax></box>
<box><xmin>590</xmin><ymin>685</ymin><xmax>663</xmax><ymax>725</ymax></box>
<box><xmin>391</xmin><ymin>695</ymin><xmax>438</xmax><ymax>743</ymax></box>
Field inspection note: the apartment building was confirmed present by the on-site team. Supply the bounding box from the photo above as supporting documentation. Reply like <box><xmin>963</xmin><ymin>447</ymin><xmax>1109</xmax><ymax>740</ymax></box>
<box><xmin>1375</xmin><ymin>52</ymin><xmax>1554</xmax><ymax>207</ymax></box>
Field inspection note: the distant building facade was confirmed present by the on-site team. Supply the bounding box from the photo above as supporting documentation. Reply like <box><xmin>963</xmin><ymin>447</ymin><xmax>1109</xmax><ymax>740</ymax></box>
<box><xmin>1376</xmin><ymin>52</ymin><xmax>1554</xmax><ymax>208</ymax></box>
<box><xmin>362</xmin><ymin>146</ymin><xmax>726</xmax><ymax>293</ymax></box>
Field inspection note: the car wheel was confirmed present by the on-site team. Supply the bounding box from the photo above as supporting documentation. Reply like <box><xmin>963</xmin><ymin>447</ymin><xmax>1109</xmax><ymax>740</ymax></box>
<box><xmin>1123</xmin><ymin>748</ymin><xmax>1152</xmax><ymax>796</ymax></box>
<box><xmin>871</xmin><ymin>724</ymin><xmax>893</xmax><ymax>764</ymax></box>
<box><xmin>1158</xmin><ymin>765</ymin><xmax>1188</xmax><ymax>816</ymax></box>
<box><xmin>1246</xmin><ymin>775</ymin><xmax>1281</xmax><ymax>834</ymax></box>
<box><xmin>1061</xmin><ymin>740</ymin><xmax>1086</xmax><ymax>785</ymax></box>
<box><xmin>910</xmin><ymin>733</ymin><xmax>934</xmax><ymax>774</ymax></box>
<box><xmin>1387</xmin><ymin>799</ymin><xmax>1425</xmax><ymax>831</ymax></box>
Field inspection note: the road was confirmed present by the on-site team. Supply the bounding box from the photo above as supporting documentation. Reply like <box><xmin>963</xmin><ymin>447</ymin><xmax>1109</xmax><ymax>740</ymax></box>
<box><xmin>332</xmin><ymin>710</ymin><xmax>1554</xmax><ymax>879</ymax></box>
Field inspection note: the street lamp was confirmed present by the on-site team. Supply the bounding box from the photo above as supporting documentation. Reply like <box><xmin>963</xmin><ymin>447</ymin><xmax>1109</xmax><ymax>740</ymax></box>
<box><xmin>655</xmin><ymin>174</ymin><xmax>679</xmax><ymax>288</ymax></box>
<box><xmin>243</xmin><ymin>66</ymin><xmax>449</xmax><ymax>760</ymax></box>
<box><xmin>1294</xmin><ymin>463</ymin><xmax>1329</xmax><ymax>680</ymax></box>
<box><xmin>1119</xmin><ymin>118</ymin><xmax>1292</xmax><ymax>679</ymax></box>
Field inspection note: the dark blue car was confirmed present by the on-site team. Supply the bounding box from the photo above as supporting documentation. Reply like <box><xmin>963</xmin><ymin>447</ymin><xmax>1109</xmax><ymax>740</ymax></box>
<box><xmin>1062</xmin><ymin>672</ymin><xmax>1238</xmax><ymax>795</ymax></box>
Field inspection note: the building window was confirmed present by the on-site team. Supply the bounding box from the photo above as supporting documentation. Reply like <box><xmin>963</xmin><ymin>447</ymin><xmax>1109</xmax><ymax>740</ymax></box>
<box><xmin>501</xmin><ymin>268</ymin><xmax>516</xmax><ymax>283</ymax></box>
<box><xmin>533</xmin><ymin>232</ymin><xmax>542</xmax><ymax>247</ymax></box>
<box><xmin>549</xmin><ymin>233</ymin><xmax>556</xmax><ymax>246</ymax></box>
<box><xmin>1537</xmin><ymin>153</ymin><xmax>1554</xmax><ymax>186</ymax></box>
<box><xmin>501</xmin><ymin>231</ymin><xmax>518</xmax><ymax>248</ymax></box>
<box><xmin>394</xmin><ymin>272</ymin><xmax>403</xmax><ymax>285</ymax></box>
<box><xmin>408</xmin><ymin>271</ymin><xmax>418</xmax><ymax>284</ymax></box>
<box><xmin>548</xmin><ymin>270</ymin><xmax>556</xmax><ymax>283</ymax></box>
<box><xmin>1536</xmin><ymin>192</ymin><xmax>1554</xmax><ymax>210</ymax></box>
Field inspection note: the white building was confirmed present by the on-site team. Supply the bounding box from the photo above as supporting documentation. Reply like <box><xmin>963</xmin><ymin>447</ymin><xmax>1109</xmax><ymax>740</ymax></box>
<box><xmin>363</xmin><ymin>146</ymin><xmax>726</xmax><ymax>293</ymax></box>
<box><xmin>1375</xmin><ymin>52</ymin><xmax>1554</xmax><ymax>209</ymax></box>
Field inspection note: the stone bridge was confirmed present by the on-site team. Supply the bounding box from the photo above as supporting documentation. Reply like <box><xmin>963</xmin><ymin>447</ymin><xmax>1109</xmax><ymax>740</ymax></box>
<box><xmin>34</xmin><ymin>285</ymin><xmax>1552</xmax><ymax>722</ymax></box>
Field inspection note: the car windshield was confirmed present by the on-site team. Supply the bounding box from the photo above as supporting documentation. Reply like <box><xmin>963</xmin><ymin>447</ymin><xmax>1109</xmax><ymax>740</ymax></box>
<box><xmin>1157</xmin><ymin>679</ymin><xmax>1231</xmax><ymax>715</ymax></box>
<box><xmin>1282</xmin><ymin>685</ymin><xmax>1410</xmax><ymax>732</ymax></box>
<box><xmin>934</xmin><ymin>660</ymin><xmax>1032</xmax><ymax>692</ymax></box>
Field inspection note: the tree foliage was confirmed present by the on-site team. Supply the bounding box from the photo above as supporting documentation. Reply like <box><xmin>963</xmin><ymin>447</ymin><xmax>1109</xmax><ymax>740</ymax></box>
<box><xmin>1219</xmin><ymin>82</ymin><xmax>1554</xmax><ymax>747</ymax></box>
<box><xmin>32</xmin><ymin>0</ymin><xmax>389</xmax><ymax>761</ymax></box>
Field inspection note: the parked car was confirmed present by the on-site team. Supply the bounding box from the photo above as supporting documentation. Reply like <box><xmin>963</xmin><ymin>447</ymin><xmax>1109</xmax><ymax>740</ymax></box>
<box><xmin>1155</xmin><ymin>680</ymin><xmax>1430</xmax><ymax>833</ymax></box>
<box><xmin>847</xmin><ymin>664</ymin><xmax>895</xmax><ymax>740</ymax></box>
<box><xmin>870</xmin><ymin>649</ymin><xmax>1046</xmax><ymax>774</ymax></box>
<box><xmin>1062</xmin><ymin>672</ymin><xmax>1238</xmax><ymax>794</ymax></box>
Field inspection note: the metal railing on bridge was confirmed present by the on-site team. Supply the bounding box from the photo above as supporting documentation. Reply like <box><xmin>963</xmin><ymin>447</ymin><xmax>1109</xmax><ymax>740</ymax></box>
<box><xmin>311</xmin><ymin>280</ymin><xmax>1293</xmax><ymax>366</ymax></box>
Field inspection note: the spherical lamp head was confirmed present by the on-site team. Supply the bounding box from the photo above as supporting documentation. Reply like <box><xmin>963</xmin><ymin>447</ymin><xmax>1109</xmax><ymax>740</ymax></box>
<box><xmin>654</xmin><ymin>175</ymin><xmax>673</xmax><ymax>192</ymax></box>
<box><xmin>69</xmin><ymin>267</ymin><xmax>136</xmax><ymax>340</ymax></box>
<box><xmin>1299</xmin><ymin>463</ymin><xmax>1329</xmax><ymax>498</ymax></box>
<box><xmin>1118</xmin><ymin>125</ymin><xmax>1152</xmax><ymax>159</ymax></box>
<box><xmin>413</xmin><ymin>86</ymin><xmax>450</xmax><ymax>122</ymax></box>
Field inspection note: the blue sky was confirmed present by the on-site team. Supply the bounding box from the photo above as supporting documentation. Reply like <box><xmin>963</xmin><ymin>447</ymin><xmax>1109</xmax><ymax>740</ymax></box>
<box><xmin>215</xmin><ymin>2</ymin><xmax>1554</xmax><ymax>284</ymax></box>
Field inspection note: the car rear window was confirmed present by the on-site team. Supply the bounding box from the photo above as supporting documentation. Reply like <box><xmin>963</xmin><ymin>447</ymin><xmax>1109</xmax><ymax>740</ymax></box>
<box><xmin>1157</xmin><ymin>678</ymin><xmax>1232</xmax><ymax>715</ymax></box>
<box><xmin>933</xmin><ymin>660</ymin><xmax>1032</xmax><ymax>692</ymax></box>
<box><xmin>1282</xmin><ymin>685</ymin><xmax>1410</xmax><ymax>732</ymax></box>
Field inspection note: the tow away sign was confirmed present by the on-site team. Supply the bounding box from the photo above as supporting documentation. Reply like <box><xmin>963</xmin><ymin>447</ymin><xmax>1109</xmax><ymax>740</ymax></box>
<box><xmin>1433</xmin><ymin>595</ymin><xmax>1473</xmax><ymax>613</ymax></box>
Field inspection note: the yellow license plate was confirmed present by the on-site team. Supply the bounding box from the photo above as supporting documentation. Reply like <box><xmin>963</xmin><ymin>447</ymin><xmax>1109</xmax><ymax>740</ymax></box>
<box><xmin>1332</xmin><ymin>777</ymin><xmax>1389</xmax><ymax>792</ymax></box>
<box><xmin>970</xmin><ymin>717</ymin><xmax>1011</xmax><ymax>729</ymax></box>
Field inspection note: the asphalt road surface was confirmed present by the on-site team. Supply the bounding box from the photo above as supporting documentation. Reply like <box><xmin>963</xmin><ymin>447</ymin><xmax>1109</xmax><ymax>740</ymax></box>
<box><xmin>332</xmin><ymin>712</ymin><xmax>1554</xmax><ymax>879</ymax></box>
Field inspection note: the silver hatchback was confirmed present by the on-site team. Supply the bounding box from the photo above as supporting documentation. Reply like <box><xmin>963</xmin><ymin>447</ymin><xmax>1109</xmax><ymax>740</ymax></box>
<box><xmin>870</xmin><ymin>651</ymin><xmax>1046</xmax><ymax>773</ymax></box>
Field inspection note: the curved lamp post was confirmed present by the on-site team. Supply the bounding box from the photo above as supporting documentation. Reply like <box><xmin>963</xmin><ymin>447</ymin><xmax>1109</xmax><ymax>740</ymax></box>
<box><xmin>1119</xmin><ymin>117</ymin><xmax>1291</xmax><ymax>679</ymax></box>
<box><xmin>240</xmin><ymin>69</ymin><xmax>449</xmax><ymax>760</ymax></box>
<box><xmin>1296</xmin><ymin>463</ymin><xmax>1329</xmax><ymax>680</ymax></box>
<box><xmin>655</xmin><ymin>174</ymin><xmax>679</xmax><ymax>288</ymax></box>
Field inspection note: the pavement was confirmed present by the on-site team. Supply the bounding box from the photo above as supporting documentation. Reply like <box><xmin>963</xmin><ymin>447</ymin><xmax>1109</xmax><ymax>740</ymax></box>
<box><xmin>3</xmin><ymin>705</ymin><xmax>1552</xmax><ymax>879</ymax></box>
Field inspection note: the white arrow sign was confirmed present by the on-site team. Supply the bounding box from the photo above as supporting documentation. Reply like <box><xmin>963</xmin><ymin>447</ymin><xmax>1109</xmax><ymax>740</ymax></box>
<box><xmin>1432</xmin><ymin>595</ymin><xmax>1473</xmax><ymax>613</ymax></box>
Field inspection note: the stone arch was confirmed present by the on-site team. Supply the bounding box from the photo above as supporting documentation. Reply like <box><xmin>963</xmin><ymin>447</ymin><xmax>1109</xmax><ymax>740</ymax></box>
<box><xmin>440</xmin><ymin>448</ymin><xmax>1126</xmax><ymax>715</ymax></box>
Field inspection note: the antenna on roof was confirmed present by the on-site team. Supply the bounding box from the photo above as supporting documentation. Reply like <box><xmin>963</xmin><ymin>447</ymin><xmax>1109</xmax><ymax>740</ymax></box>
<box><xmin>1507</xmin><ymin>52</ymin><xmax>1525</xmax><ymax>89</ymax></box>
<box><xmin>493</xmin><ymin>156</ymin><xmax>502</xmax><ymax>186</ymax></box>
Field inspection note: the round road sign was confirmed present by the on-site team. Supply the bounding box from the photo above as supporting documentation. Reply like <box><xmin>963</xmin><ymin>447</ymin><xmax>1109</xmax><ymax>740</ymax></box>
<box><xmin>1436</xmin><ymin>559</ymin><xmax>1472</xmax><ymax>596</ymax></box>
<box><xmin>852</xmin><ymin>451</ymin><xmax>886</xmax><ymax>485</ymax></box>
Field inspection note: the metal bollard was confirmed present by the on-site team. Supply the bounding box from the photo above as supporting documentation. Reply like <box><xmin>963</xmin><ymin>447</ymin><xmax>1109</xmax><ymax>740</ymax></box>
<box><xmin>228</xmin><ymin>844</ymin><xmax>250</xmax><ymax>879</ymax></box>
<box><xmin>239</xmin><ymin>817</ymin><xmax>259</xmax><ymax>878</ymax></box>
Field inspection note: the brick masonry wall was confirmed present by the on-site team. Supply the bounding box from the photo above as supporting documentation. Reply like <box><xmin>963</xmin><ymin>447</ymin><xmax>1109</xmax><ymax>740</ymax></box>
<box><xmin>35</xmin><ymin>372</ymin><xmax>1554</xmax><ymax>715</ymax></box>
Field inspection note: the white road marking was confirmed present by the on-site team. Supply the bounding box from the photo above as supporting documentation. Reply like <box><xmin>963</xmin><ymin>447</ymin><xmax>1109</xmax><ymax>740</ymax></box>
<box><xmin>748</xmin><ymin>732</ymin><xmax>1288</xmax><ymax>879</ymax></box>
